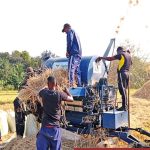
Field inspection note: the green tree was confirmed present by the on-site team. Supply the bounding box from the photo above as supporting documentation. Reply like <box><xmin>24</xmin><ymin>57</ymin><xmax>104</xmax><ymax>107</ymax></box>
<box><xmin>10</xmin><ymin>50</ymin><xmax>23</xmax><ymax>64</ymax></box>
<box><xmin>0</xmin><ymin>50</ymin><xmax>41</xmax><ymax>90</ymax></box>
<box><xmin>41</xmin><ymin>50</ymin><xmax>58</xmax><ymax>61</ymax></box>
<box><xmin>12</xmin><ymin>50</ymin><xmax>21</xmax><ymax>58</ymax></box>
<box><xmin>21</xmin><ymin>51</ymin><xmax>31</xmax><ymax>63</ymax></box>
<box><xmin>30</xmin><ymin>56</ymin><xmax>41</xmax><ymax>68</ymax></box>
<box><xmin>7</xmin><ymin>64</ymin><xmax>24</xmax><ymax>89</ymax></box>
<box><xmin>0</xmin><ymin>52</ymin><xmax>10</xmax><ymax>59</ymax></box>
<box><xmin>0</xmin><ymin>58</ymin><xmax>13</xmax><ymax>87</ymax></box>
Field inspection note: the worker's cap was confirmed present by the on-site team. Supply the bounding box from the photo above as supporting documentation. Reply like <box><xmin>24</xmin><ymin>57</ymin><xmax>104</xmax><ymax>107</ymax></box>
<box><xmin>62</xmin><ymin>23</ymin><xmax>71</xmax><ymax>32</ymax></box>
<box><xmin>117</xmin><ymin>46</ymin><xmax>124</xmax><ymax>52</ymax></box>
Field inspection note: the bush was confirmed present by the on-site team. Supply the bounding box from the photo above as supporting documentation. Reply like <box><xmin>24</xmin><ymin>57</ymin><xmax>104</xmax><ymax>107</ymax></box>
<box><xmin>2</xmin><ymin>85</ymin><xmax>15</xmax><ymax>90</ymax></box>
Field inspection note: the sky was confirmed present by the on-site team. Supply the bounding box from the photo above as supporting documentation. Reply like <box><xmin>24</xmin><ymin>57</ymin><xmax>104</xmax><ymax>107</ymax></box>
<box><xmin>0</xmin><ymin>0</ymin><xmax>150</xmax><ymax>57</ymax></box>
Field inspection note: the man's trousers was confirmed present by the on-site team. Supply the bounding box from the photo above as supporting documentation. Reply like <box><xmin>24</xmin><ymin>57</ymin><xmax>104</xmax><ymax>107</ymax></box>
<box><xmin>118</xmin><ymin>71</ymin><xmax>129</xmax><ymax>109</ymax></box>
<box><xmin>36</xmin><ymin>127</ymin><xmax>61</xmax><ymax>150</ymax></box>
<box><xmin>68</xmin><ymin>55</ymin><xmax>81</xmax><ymax>86</ymax></box>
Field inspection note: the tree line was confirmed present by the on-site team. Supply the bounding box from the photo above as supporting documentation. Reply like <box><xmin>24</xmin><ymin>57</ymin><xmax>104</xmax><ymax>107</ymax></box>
<box><xmin>0</xmin><ymin>43</ymin><xmax>149</xmax><ymax>90</ymax></box>
<box><xmin>0</xmin><ymin>50</ymin><xmax>41</xmax><ymax>90</ymax></box>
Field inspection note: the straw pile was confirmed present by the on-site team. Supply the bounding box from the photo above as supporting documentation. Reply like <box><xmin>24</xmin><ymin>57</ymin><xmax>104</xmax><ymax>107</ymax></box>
<box><xmin>133</xmin><ymin>80</ymin><xmax>150</xmax><ymax>100</ymax></box>
<box><xmin>18</xmin><ymin>69</ymin><xmax>69</xmax><ymax>102</ymax></box>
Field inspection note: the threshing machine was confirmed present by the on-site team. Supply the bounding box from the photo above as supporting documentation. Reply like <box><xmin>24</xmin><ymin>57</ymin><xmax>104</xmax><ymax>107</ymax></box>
<box><xmin>43</xmin><ymin>39</ymin><xmax>150</xmax><ymax>148</ymax></box>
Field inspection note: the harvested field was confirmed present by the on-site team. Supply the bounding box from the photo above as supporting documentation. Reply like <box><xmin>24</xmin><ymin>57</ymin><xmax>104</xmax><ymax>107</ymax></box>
<box><xmin>133</xmin><ymin>80</ymin><xmax>150</xmax><ymax>99</ymax></box>
<box><xmin>0</xmin><ymin>69</ymin><xmax>150</xmax><ymax>149</ymax></box>
<box><xmin>1</xmin><ymin>130</ymin><xmax>129</xmax><ymax>150</ymax></box>
<box><xmin>1</xmin><ymin>96</ymin><xmax>150</xmax><ymax>149</ymax></box>
<box><xmin>1</xmin><ymin>136</ymin><xmax>36</xmax><ymax>150</ymax></box>
<box><xmin>130</xmin><ymin>97</ymin><xmax>150</xmax><ymax>129</ymax></box>
<box><xmin>0</xmin><ymin>91</ymin><xmax>17</xmax><ymax>111</ymax></box>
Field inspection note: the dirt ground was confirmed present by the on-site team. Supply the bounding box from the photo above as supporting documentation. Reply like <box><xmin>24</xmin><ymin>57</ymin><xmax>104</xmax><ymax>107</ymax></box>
<box><xmin>0</xmin><ymin>90</ymin><xmax>150</xmax><ymax>149</ymax></box>
<box><xmin>1</xmin><ymin>133</ymin><xmax>129</xmax><ymax>150</ymax></box>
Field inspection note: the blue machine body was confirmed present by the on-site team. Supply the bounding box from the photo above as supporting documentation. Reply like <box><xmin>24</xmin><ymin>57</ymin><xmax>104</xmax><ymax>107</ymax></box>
<box><xmin>69</xmin><ymin>87</ymin><xmax>86</xmax><ymax>97</ymax></box>
<box><xmin>68</xmin><ymin>87</ymin><xmax>128</xmax><ymax>130</ymax></box>
<box><xmin>102</xmin><ymin>110</ymin><xmax>128</xmax><ymax>129</ymax></box>
<box><xmin>43</xmin><ymin>39</ymin><xmax>116</xmax><ymax>85</ymax></box>
<box><xmin>43</xmin><ymin>56</ymin><xmax>106</xmax><ymax>85</ymax></box>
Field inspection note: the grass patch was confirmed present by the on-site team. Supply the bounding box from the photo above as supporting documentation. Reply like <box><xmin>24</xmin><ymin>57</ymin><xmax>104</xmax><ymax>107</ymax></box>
<box><xmin>0</xmin><ymin>91</ymin><xmax>18</xmax><ymax>103</ymax></box>
<box><xmin>0</xmin><ymin>90</ymin><xmax>18</xmax><ymax>111</ymax></box>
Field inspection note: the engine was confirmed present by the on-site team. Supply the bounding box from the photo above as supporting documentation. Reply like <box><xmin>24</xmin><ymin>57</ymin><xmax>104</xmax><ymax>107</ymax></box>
<box><xmin>64</xmin><ymin>78</ymin><xmax>120</xmax><ymax>134</ymax></box>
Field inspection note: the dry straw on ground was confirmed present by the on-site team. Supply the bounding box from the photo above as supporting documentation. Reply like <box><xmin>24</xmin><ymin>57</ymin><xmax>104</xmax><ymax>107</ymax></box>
<box><xmin>2</xmin><ymin>131</ymin><xmax>128</xmax><ymax>150</ymax></box>
<box><xmin>133</xmin><ymin>80</ymin><xmax>150</xmax><ymax>99</ymax></box>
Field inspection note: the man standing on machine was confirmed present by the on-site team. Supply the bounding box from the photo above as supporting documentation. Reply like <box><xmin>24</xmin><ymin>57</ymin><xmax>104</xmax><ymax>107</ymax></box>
<box><xmin>96</xmin><ymin>47</ymin><xmax>132</xmax><ymax>111</ymax></box>
<box><xmin>62</xmin><ymin>23</ymin><xmax>82</xmax><ymax>87</ymax></box>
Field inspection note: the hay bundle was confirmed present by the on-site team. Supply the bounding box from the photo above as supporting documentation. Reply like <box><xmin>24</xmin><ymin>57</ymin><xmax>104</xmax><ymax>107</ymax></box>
<box><xmin>133</xmin><ymin>80</ymin><xmax>150</xmax><ymax>99</ymax></box>
<box><xmin>18</xmin><ymin>69</ymin><xmax>69</xmax><ymax>102</ymax></box>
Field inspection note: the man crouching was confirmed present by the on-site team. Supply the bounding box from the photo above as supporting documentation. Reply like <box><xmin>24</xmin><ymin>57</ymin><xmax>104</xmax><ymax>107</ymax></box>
<box><xmin>36</xmin><ymin>76</ymin><xmax>73</xmax><ymax>150</ymax></box>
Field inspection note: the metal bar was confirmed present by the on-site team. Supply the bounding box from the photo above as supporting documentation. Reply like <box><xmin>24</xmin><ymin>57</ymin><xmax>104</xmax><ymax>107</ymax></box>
<box><xmin>103</xmin><ymin>38</ymin><xmax>116</xmax><ymax>57</ymax></box>
<box><xmin>102</xmin><ymin>38</ymin><xmax>116</xmax><ymax>76</ymax></box>
<box><xmin>110</xmin><ymin>131</ymin><xmax>139</xmax><ymax>144</ymax></box>
<box><xmin>110</xmin><ymin>131</ymin><xmax>150</xmax><ymax>147</ymax></box>
<box><xmin>138</xmin><ymin>129</ymin><xmax>150</xmax><ymax>137</ymax></box>
<box><xmin>128</xmin><ymin>128</ymin><xmax>150</xmax><ymax>137</ymax></box>
<box><xmin>128</xmin><ymin>73</ymin><xmax>130</xmax><ymax>127</ymax></box>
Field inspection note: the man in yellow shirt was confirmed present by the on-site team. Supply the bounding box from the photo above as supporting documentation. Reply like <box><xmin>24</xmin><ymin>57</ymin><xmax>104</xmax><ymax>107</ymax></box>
<box><xmin>96</xmin><ymin>47</ymin><xmax>132</xmax><ymax>111</ymax></box>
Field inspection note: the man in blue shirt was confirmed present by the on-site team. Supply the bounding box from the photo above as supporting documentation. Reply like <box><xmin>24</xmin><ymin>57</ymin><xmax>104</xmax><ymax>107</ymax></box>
<box><xmin>62</xmin><ymin>23</ymin><xmax>82</xmax><ymax>87</ymax></box>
